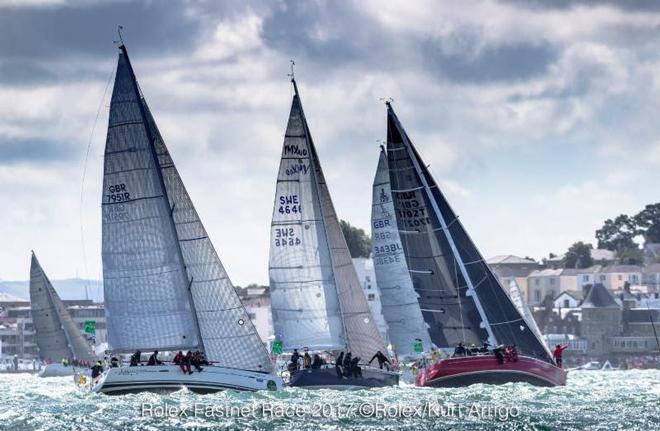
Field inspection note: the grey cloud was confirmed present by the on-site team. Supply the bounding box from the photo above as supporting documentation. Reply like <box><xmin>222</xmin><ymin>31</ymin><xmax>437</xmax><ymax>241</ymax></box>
<box><xmin>502</xmin><ymin>0</ymin><xmax>660</xmax><ymax>11</ymax></box>
<box><xmin>0</xmin><ymin>0</ymin><xmax>199</xmax><ymax>61</ymax></box>
<box><xmin>422</xmin><ymin>41</ymin><xmax>557</xmax><ymax>84</ymax></box>
<box><xmin>0</xmin><ymin>137</ymin><xmax>77</xmax><ymax>163</ymax></box>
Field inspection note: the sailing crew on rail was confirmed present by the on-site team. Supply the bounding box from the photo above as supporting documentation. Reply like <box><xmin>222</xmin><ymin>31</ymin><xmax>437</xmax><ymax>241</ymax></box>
<box><xmin>147</xmin><ymin>350</ymin><xmax>163</xmax><ymax>366</ymax></box>
<box><xmin>303</xmin><ymin>352</ymin><xmax>312</xmax><ymax>369</ymax></box>
<box><xmin>368</xmin><ymin>351</ymin><xmax>391</xmax><ymax>370</ymax></box>
<box><xmin>129</xmin><ymin>350</ymin><xmax>141</xmax><ymax>366</ymax></box>
<box><xmin>453</xmin><ymin>342</ymin><xmax>466</xmax><ymax>356</ymax></box>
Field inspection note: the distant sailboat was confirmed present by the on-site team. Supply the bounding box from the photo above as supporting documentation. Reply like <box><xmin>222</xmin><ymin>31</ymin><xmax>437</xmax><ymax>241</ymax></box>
<box><xmin>268</xmin><ymin>78</ymin><xmax>398</xmax><ymax>388</ymax></box>
<box><xmin>374</xmin><ymin>102</ymin><xmax>566</xmax><ymax>387</ymax></box>
<box><xmin>30</xmin><ymin>252</ymin><xmax>96</xmax><ymax>377</ymax></box>
<box><xmin>90</xmin><ymin>41</ymin><xmax>282</xmax><ymax>394</ymax></box>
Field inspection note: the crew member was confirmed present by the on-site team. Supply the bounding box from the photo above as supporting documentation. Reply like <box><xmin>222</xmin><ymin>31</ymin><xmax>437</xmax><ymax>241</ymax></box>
<box><xmin>303</xmin><ymin>352</ymin><xmax>312</xmax><ymax>369</ymax></box>
<box><xmin>553</xmin><ymin>344</ymin><xmax>569</xmax><ymax>368</ymax></box>
<box><xmin>147</xmin><ymin>350</ymin><xmax>163</xmax><ymax>366</ymax></box>
<box><xmin>453</xmin><ymin>342</ymin><xmax>466</xmax><ymax>356</ymax></box>
<box><xmin>91</xmin><ymin>361</ymin><xmax>104</xmax><ymax>384</ymax></box>
<box><xmin>368</xmin><ymin>351</ymin><xmax>391</xmax><ymax>370</ymax></box>
<box><xmin>312</xmin><ymin>354</ymin><xmax>324</xmax><ymax>369</ymax></box>
<box><xmin>129</xmin><ymin>350</ymin><xmax>141</xmax><ymax>367</ymax></box>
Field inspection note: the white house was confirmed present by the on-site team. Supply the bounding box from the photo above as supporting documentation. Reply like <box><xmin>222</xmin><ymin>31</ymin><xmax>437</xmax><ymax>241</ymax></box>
<box><xmin>527</xmin><ymin>269</ymin><xmax>578</xmax><ymax>305</ymax></box>
<box><xmin>352</xmin><ymin>257</ymin><xmax>389</xmax><ymax>342</ymax></box>
<box><xmin>575</xmin><ymin>265</ymin><xmax>603</xmax><ymax>293</ymax></box>
<box><xmin>237</xmin><ymin>286</ymin><xmax>274</xmax><ymax>346</ymax></box>
<box><xmin>553</xmin><ymin>291</ymin><xmax>584</xmax><ymax>309</ymax></box>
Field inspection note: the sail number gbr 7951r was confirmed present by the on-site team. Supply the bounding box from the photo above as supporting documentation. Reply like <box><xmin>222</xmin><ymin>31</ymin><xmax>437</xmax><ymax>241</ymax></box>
<box><xmin>106</xmin><ymin>183</ymin><xmax>131</xmax><ymax>203</ymax></box>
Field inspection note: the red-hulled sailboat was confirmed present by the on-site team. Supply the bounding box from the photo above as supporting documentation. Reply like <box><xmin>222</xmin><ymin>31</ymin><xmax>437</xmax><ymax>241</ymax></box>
<box><xmin>372</xmin><ymin>102</ymin><xmax>567</xmax><ymax>387</ymax></box>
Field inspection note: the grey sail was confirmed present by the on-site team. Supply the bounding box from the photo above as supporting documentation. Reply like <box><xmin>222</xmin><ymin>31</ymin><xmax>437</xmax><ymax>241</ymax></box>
<box><xmin>143</xmin><ymin>105</ymin><xmax>273</xmax><ymax>373</ymax></box>
<box><xmin>102</xmin><ymin>46</ymin><xmax>201</xmax><ymax>353</ymax></box>
<box><xmin>386</xmin><ymin>103</ymin><xmax>553</xmax><ymax>363</ymax></box>
<box><xmin>269</xmin><ymin>89</ymin><xmax>345</xmax><ymax>352</ymax></box>
<box><xmin>371</xmin><ymin>148</ymin><xmax>431</xmax><ymax>357</ymax></box>
<box><xmin>30</xmin><ymin>253</ymin><xmax>95</xmax><ymax>363</ymax></box>
<box><xmin>269</xmin><ymin>79</ymin><xmax>388</xmax><ymax>362</ymax></box>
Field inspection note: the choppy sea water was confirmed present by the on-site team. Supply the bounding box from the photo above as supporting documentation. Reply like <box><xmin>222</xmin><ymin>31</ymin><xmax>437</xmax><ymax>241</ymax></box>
<box><xmin>0</xmin><ymin>370</ymin><xmax>658</xmax><ymax>430</ymax></box>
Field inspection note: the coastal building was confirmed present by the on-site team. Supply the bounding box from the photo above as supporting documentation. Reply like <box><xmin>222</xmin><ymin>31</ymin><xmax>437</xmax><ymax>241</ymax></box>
<box><xmin>487</xmin><ymin>255</ymin><xmax>538</xmax><ymax>301</ymax></box>
<box><xmin>527</xmin><ymin>269</ymin><xmax>578</xmax><ymax>306</ymax></box>
<box><xmin>352</xmin><ymin>257</ymin><xmax>389</xmax><ymax>342</ymax></box>
<box><xmin>598</xmin><ymin>265</ymin><xmax>643</xmax><ymax>291</ymax></box>
<box><xmin>575</xmin><ymin>265</ymin><xmax>603</xmax><ymax>293</ymax></box>
<box><xmin>642</xmin><ymin>263</ymin><xmax>660</xmax><ymax>294</ymax></box>
<box><xmin>553</xmin><ymin>291</ymin><xmax>583</xmax><ymax>309</ymax></box>
<box><xmin>545</xmin><ymin>248</ymin><xmax>615</xmax><ymax>269</ymax></box>
<box><xmin>580</xmin><ymin>284</ymin><xmax>622</xmax><ymax>356</ymax></box>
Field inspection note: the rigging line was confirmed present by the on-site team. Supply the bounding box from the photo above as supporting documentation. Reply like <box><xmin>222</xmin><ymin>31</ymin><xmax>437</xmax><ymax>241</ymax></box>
<box><xmin>79</xmin><ymin>60</ymin><xmax>116</xmax><ymax>302</ymax></box>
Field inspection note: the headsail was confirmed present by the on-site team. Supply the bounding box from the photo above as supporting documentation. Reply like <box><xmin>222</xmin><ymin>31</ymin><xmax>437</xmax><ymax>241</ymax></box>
<box><xmin>371</xmin><ymin>148</ymin><xmax>431</xmax><ymax>357</ymax></box>
<box><xmin>269</xmin><ymin>80</ymin><xmax>388</xmax><ymax>361</ymax></box>
<box><xmin>102</xmin><ymin>44</ymin><xmax>272</xmax><ymax>372</ymax></box>
<box><xmin>386</xmin><ymin>103</ymin><xmax>553</xmax><ymax>362</ymax></box>
<box><xmin>143</xmin><ymin>104</ymin><xmax>273</xmax><ymax>372</ymax></box>
<box><xmin>29</xmin><ymin>252</ymin><xmax>96</xmax><ymax>363</ymax></box>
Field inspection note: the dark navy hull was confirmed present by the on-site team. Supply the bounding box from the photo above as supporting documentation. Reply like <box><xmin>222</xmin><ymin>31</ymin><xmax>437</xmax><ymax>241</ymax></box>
<box><xmin>289</xmin><ymin>366</ymin><xmax>399</xmax><ymax>389</ymax></box>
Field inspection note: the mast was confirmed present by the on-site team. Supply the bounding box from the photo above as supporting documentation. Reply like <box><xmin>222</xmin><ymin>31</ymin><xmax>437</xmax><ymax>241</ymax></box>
<box><xmin>386</xmin><ymin>102</ymin><xmax>497</xmax><ymax>347</ymax></box>
<box><xmin>116</xmin><ymin>43</ymin><xmax>204</xmax><ymax>352</ymax></box>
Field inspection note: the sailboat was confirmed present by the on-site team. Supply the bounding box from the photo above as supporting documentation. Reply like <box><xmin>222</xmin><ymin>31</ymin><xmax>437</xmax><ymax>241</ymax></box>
<box><xmin>268</xmin><ymin>78</ymin><xmax>399</xmax><ymax>389</ymax></box>
<box><xmin>373</xmin><ymin>102</ymin><xmax>566</xmax><ymax>387</ymax></box>
<box><xmin>29</xmin><ymin>252</ymin><xmax>97</xmax><ymax>377</ymax></box>
<box><xmin>90</xmin><ymin>41</ymin><xmax>282</xmax><ymax>394</ymax></box>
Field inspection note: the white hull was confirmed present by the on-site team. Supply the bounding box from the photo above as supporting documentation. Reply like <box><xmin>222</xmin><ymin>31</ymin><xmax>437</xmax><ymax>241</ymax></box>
<box><xmin>86</xmin><ymin>365</ymin><xmax>283</xmax><ymax>395</ymax></box>
<box><xmin>39</xmin><ymin>364</ymin><xmax>87</xmax><ymax>378</ymax></box>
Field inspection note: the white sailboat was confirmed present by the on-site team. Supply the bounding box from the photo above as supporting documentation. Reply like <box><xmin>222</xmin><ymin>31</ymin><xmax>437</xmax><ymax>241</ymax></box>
<box><xmin>268</xmin><ymin>77</ymin><xmax>398</xmax><ymax>388</ymax></box>
<box><xmin>30</xmin><ymin>252</ymin><xmax>97</xmax><ymax>377</ymax></box>
<box><xmin>88</xmin><ymin>41</ymin><xmax>282</xmax><ymax>394</ymax></box>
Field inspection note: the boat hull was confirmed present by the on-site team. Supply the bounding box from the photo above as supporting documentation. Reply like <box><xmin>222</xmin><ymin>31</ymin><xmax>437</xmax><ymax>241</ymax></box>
<box><xmin>289</xmin><ymin>366</ymin><xmax>399</xmax><ymax>389</ymax></box>
<box><xmin>39</xmin><ymin>364</ymin><xmax>86</xmax><ymax>378</ymax></box>
<box><xmin>416</xmin><ymin>355</ymin><xmax>567</xmax><ymax>388</ymax></box>
<box><xmin>87</xmin><ymin>365</ymin><xmax>283</xmax><ymax>395</ymax></box>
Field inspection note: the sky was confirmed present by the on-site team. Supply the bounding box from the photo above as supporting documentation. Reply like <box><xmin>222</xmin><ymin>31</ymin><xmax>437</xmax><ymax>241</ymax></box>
<box><xmin>1</xmin><ymin>0</ymin><xmax>659</xmax><ymax>285</ymax></box>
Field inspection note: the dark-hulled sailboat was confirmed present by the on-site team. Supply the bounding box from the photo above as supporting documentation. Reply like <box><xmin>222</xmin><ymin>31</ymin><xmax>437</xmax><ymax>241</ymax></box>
<box><xmin>89</xmin><ymin>41</ymin><xmax>282</xmax><ymax>394</ymax></box>
<box><xmin>268</xmin><ymin>78</ymin><xmax>399</xmax><ymax>389</ymax></box>
<box><xmin>372</xmin><ymin>102</ymin><xmax>566</xmax><ymax>387</ymax></box>
<box><xmin>30</xmin><ymin>252</ymin><xmax>97</xmax><ymax>377</ymax></box>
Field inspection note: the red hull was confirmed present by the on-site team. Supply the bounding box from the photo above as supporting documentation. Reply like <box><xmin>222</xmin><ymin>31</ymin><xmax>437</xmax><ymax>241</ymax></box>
<box><xmin>416</xmin><ymin>355</ymin><xmax>567</xmax><ymax>387</ymax></box>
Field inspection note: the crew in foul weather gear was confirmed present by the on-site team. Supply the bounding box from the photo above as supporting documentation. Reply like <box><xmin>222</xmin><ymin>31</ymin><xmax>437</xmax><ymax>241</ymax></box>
<box><xmin>553</xmin><ymin>344</ymin><xmax>569</xmax><ymax>368</ymax></box>
<box><xmin>311</xmin><ymin>354</ymin><xmax>324</xmax><ymax>369</ymax></box>
<box><xmin>453</xmin><ymin>343</ymin><xmax>466</xmax><ymax>356</ymax></box>
<box><xmin>303</xmin><ymin>352</ymin><xmax>312</xmax><ymax>369</ymax></box>
<box><xmin>129</xmin><ymin>350</ymin><xmax>141</xmax><ymax>366</ymax></box>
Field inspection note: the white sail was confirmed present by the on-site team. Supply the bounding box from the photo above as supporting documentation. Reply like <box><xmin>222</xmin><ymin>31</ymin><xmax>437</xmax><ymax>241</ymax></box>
<box><xmin>269</xmin><ymin>80</ymin><xmax>388</xmax><ymax>361</ymax></box>
<box><xmin>505</xmin><ymin>279</ymin><xmax>548</xmax><ymax>351</ymax></box>
<box><xmin>30</xmin><ymin>253</ymin><xmax>96</xmax><ymax>363</ymax></box>
<box><xmin>144</xmin><ymin>106</ymin><xmax>273</xmax><ymax>373</ymax></box>
<box><xmin>371</xmin><ymin>149</ymin><xmax>431</xmax><ymax>357</ymax></box>
<box><xmin>269</xmin><ymin>92</ymin><xmax>345</xmax><ymax>352</ymax></box>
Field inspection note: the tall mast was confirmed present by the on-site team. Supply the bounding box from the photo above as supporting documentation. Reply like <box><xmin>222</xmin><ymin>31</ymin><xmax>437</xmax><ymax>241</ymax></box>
<box><xmin>117</xmin><ymin>42</ymin><xmax>204</xmax><ymax>352</ymax></box>
<box><xmin>386</xmin><ymin>102</ymin><xmax>497</xmax><ymax>347</ymax></box>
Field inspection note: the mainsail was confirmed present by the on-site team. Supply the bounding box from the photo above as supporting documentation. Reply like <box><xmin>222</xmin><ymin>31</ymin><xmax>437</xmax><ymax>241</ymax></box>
<box><xmin>371</xmin><ymin>148</ymin><xmax>431</xmax><ymax>357</ymax></box>
<box><xmin>269</xmin><ymin>80</ymin><xmax>388</xmax><ymax>361</ymax></box>
<box><xmin>102</xmin><ymin>44</ymin><xmax>272</xmax><ymax>372</ymax></box>
<box><xmin>385</xmin><ymin>103</ymin><xmax>553</xmax><ymax>362</ymax></box>
<box><xmin>29</xmin><ymin>252</ymin><xmax>96</xmax><ymax>363</ymax></box>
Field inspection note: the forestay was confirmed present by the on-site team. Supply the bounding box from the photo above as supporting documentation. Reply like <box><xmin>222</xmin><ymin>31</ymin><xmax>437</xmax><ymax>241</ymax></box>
<box><xmin>30</xmin><ymin>253</ymin><xmax>96</xmax><ymax>363</ymax></box>
<box><xmin>386</xmin><ymin>103</ymin><xmax>553</xmax><ymax>363</ymax></box>
<box><xmin>371</xmin><ymin>148</ymin><xmax>431</xmax><ymax>357</ymax></box>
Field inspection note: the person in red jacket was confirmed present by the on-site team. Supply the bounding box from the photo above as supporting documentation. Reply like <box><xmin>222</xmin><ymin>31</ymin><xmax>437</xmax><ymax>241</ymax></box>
<box><xmin>553</xmin><ymin>344</ymin><xmax>569</xmax><ymax>368</ymax></box>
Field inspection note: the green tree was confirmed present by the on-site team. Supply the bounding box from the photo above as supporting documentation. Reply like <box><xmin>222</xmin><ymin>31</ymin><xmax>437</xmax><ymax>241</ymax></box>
<box><xmin>340</xmin><ymin>220</ymin><xmax>372</xmax><ymax>258</ymax></box>
<box><xmin>616</xmin><ymin>248</ymin><xmax>644</xmax><ymax>265</ymax></box>
<box><xmin>595</xmin><ymin>214</ymin><xmax>638</xmax><ymax>251</ymax></box>
<box><xmin>562</xmin><ymin>242</ymin><xmax>594</xmax><ymax>269</ymax></box>
<box><xmin>634</xmin><ymin>203</ymin><xmax>660</xmax><ymax>244</ymax></box>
